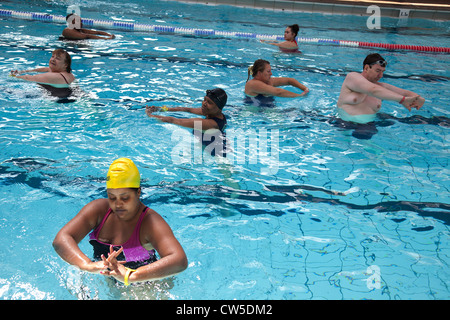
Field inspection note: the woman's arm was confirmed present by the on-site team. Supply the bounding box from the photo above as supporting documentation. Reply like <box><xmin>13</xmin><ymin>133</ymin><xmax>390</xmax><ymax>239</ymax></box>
<box><xmin>245</xmin><ymin>79</ymin><xmax>307</xmax><ymax>98</ymax></box>
<box><xmin>168</xmin><ymin>106</ymin><xmax>203</xmax><ymax>115</ymax></box>
<box><xmin>146</xmin><ymin>105</ymin><xmax>203</xmax><ymax>115</ymax></box>
<box><xmin>128</xmin><ymin>210</ymin><xmax>188</xmax><ymax>283</ymax></box>
<box><xmin>272</xmin><ymin>77</ymin><xmax>308</xmax><ymax>92</ymax></box>
<box><xmin>12</xmin><ymin>71</ymin><xmax>69</xmax><ymax>85</ymax></box>
<box><xmin>63</xmin><ymin>28</ymin><xmax>114</xmax><ymax>40</ymax></box>
<box><xmin>261</xmin><ymin>40</ymin><xmax>297</xmax><ymax>49</ymax></box>
<box><xmin>11</xmin><ymin>67</ymin><xmax>50</xmax><ymax>75</ymax></box>
<box><xmin>146</xmin><ymin>106</ymin><xmax>218</xmax><ymax>130</ymax></box>
<box><xmin>80</xmin><ymin>28</ymin><xmax>115</xmax><ymax>39</ymax></box>
<box><xmin>149</xmin><ymin>114</ymin><xmax>219</xmax><ymax>131</ymax></box>
<box><xmin>11</xmin><ymin>67</ymin><xmax>51</xmax><ymax>80</ymax></box>
<box><xmin>53</xmin><ymin>199</ymin><xmax>109</xmax><ymax>272</ymax></box>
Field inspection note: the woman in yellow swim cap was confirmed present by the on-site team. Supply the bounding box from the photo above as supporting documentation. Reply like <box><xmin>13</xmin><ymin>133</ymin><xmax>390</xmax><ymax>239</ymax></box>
<box><xmin>53</xmin><ymin>158</ymin><xmax>187</xmax><ymax>285</ymax></box>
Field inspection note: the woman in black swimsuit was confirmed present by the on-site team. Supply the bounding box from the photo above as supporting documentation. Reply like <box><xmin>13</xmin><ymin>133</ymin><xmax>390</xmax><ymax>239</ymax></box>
<box><xmin>145</xmin><ymin>88</ymin><xmax>228</xmax><ymax>157</ymax></box>
<box><xmin>10</xmin><ymin>49</ymin><xmax>75</xmax><ymax>98</ymax></box>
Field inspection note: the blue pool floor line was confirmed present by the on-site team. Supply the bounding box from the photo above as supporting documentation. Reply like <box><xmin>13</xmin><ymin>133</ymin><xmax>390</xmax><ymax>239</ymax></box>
<box><xmin>1</xmin><ymin>9</ymin><xmax>449</xmax><ymax>52</ymax></box>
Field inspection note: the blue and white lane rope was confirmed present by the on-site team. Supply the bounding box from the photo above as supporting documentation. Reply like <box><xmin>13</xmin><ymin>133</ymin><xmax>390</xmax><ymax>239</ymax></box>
<box><xmin>1</xmin><ymin>9</ymin><xmax>449</xmax><ymax>53</ymax></box>
<box><xmin>0</xmin><ymin>9</ymin><xmax>283</xmax><ymax>40</ymax></box>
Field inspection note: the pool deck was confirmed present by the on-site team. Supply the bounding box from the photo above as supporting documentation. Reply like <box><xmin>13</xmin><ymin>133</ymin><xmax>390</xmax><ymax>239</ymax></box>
<box><xmin>173</xmin><ymin>0</ymin><xmax>450</xmax><ymax>20</ymax></box>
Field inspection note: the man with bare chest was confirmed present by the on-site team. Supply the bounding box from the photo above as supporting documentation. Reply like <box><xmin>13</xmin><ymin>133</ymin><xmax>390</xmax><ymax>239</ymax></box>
<box><xmin>337</xmin><ymin>53</ymin><xmax>425</xmax><ymax>123</ymax></box>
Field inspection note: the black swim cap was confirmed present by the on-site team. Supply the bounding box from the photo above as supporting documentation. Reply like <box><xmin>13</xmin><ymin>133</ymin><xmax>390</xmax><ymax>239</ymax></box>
<box><xmin>363</xmin><ymin>53</ymin><xmax>386</xmax><ymax>68</ymax></box>
<box><xmin>206</xmin><ymin>88</ymin><xmax>227</xmax><ymax>110</ymax></box>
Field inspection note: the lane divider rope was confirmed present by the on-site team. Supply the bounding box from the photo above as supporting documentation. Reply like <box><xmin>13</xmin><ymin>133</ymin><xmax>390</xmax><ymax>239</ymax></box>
<box><xmin>1</xmin><ymin>9</ymin><xmax>449</xmax><ymax>53</ymax></box>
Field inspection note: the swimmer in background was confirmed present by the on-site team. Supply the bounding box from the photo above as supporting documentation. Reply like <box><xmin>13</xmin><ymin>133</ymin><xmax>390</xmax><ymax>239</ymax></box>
<box><xmin>62</xmin><ymin>13</ymin><xmax>115</xmax><ymax>40</ymax></box>
<box><xmin>53</xmin><ymin>158</ymin><xmax>187</xmax><ymax>285</ymax></box>
<box><xmin>245</xmin><ymin>59</ymin><xmax>309</xmax><ymax>99</ymax></box>
<box><xmin>337</xmin><ymin>53</ymin><xmax>425</xmax><ymax>124</ymax></box>
<box><xmin>146</xmin><ymin>88</ymin><xmax>228</xmax><ymax>157</ymax></box>
<box><xmin>10</xmin><ymin>49</ymin><xmax>75</xmax><ymax>98</ymax></box>
<box><xmin>260</xmin><ymin>24</ymin><xmax>300</xmax><ymax>53</ymax></box>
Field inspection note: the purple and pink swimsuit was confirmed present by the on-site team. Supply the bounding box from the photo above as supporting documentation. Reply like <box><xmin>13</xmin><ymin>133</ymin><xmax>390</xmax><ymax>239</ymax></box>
<box><xmin>89</xmin><ymin>207</ymin><xmax>157</xmax><ymax>269</ymax></box>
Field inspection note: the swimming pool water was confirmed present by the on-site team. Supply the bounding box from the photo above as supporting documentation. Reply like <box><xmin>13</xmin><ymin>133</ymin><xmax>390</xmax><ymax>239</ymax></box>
<box><xmin>0</xmin><ymin>0</ymin><xmax>449</xmax><ymax>300</ymax></box>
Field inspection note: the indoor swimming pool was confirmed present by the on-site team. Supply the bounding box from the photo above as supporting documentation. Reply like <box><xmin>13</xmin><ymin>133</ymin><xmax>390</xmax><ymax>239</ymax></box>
<box><xmin>0</xmin><ymin>0</ymin><xmax>449</xmax><ymax>300</ymax></box>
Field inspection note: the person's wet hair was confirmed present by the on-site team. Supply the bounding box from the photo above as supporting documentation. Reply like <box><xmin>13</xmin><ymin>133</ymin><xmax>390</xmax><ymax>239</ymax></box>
<box><xmin>247</xmin><ymin>59</ymin><xmax>270</xmax><ymax>82</ymax></box>
<box><xmin>52</xmin><ymin>49</ymin><xmax>72</xmax><ymax>73</ymax></box>
<box><xmin>288</xmin><ymin>24</ymin><xmax>299</xmax><ymax>38</ymax></box>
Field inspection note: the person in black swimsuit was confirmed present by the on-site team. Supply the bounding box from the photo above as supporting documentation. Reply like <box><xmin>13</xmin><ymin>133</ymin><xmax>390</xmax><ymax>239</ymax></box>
<box><xmin>145</xmin><ymin>88</ymin><xmax>228</xmax><ymax>157</ymax></box>
<box><xmin>10</xmin><ymin>49</ymin><xmax>75</xmax><ymax>98</ymax></box>
<box><xmin>37</xmin><ymin>72</ymin><xmax>73</xmax><ymax>98</ymax></box>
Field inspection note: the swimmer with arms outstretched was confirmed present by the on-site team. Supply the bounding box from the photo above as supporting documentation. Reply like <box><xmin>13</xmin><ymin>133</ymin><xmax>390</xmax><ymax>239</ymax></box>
<box><xmin>10</xmin><ymin>49</ymin><xmax>75</xmax><ymax>98</ymax></box>
<box><xmin>337</xmin><ymin>53</ymin><xmax>425</xmax><ymax>124</ymax></box>
<box><xmin>260</xmin><ymin>24</ymin><xmax>300</xmax><ymax>52</ymax></box>
<box><xmin>10</xmin><ymin>49</ymin><xmax>75</xmax><ymax>86</ymax></box>
<box><xmin>146</xmin><ymin>88</ymin><xmax>227</xmax><ymax>131</ymax></box>
<box><xmin>62</xmin><ymin>13</ymin><xmax>115</xmax><ymax>40</ymax></box>
<box><xmin>146</xmin><ymin>88</ymin><xmax>228</xmax><ymax>156</ymax></box>
<box><xmin>53</xmin><ymin>158</ymin><xmax>187</xmax><ymax>285</ymax></box>
<box><xmin>245</xmin><ymin>59</ymin><xmax>309</xmax><ymax>98</ymax></box>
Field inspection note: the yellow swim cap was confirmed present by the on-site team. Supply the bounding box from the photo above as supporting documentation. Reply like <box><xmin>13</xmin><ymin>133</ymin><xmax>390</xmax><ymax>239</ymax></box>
<box><xmin>106</xmin><ymin>158</ymin><xmax>140</xmax><ymax>189</ymax></box>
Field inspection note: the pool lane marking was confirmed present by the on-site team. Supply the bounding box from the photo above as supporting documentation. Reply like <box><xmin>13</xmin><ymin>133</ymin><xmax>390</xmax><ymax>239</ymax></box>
<box><xmin>1</xmin><ymin>9</ymin><xmax>449</xmax><ymax>53</ymax></box>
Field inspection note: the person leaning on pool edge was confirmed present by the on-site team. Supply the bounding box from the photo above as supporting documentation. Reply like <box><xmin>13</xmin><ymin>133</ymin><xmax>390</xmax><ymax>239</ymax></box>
<box><xmin>53</xmin><ymin>158</ymin><xmax>187</xmax><ymax>285</ymax></box>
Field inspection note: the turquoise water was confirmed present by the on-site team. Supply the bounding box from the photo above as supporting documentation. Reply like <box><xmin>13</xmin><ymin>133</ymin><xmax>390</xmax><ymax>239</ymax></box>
<box><xmin>0</xmin><ymin>0</ymin><xmax>449</xmax><ymax>300</ymax></box>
